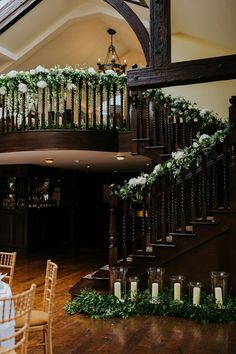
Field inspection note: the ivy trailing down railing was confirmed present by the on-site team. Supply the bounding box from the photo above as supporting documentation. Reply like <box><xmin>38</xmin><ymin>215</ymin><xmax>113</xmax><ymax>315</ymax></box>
<box><xmin>0</xmin><ymin>66</ymin><xmax>128</xmax><ymax>133</ymax></box>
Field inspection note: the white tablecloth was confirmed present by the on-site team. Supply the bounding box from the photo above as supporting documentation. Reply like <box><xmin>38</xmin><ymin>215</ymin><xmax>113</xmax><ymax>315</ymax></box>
<box><xmin>0</xmin><ymin>281</ymin><xmax>14</xmax><ymax>349</ymax></box>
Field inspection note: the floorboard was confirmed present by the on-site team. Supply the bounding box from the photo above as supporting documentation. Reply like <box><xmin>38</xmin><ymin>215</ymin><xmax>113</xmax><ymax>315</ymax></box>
<box><xmin>11</xmin><ymin>246</ymin><xmax>236</xmax><ymax>354</ymax></box>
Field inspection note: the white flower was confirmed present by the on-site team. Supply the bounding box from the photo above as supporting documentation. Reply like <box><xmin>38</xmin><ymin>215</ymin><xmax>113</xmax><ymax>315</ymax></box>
<box><xmin>0</xmin><ymin>86</ymin><xmax>7</xmax><ymax>95</ymax></box>
<box><xmin>18</xmin><ymin>83</ymin><xmax>27</xmax><ymax>93</ymax></box>
<box><xmin>30</xmin><ymin>69</ymin><xmax>36</xmax><ymax>75</ymax></box>
<box><xmin>6</xmin><ymin>70</ymin><xmax>18</xmax><ymax>78</ymax></box>
<box><xmin>167</xmin><ymin>162</ymin><xmax>172</xmax><ymax>169</ymax></box>
<box><xmin>172</xmin><ymin>150</ymin><xmax>185</xmax><ymax>160</ymax></box>
<box><xmin>193</xmin><ymin>142</ymin><xmax>199</xmax><ymax>148</ymax></box>
<box><xmin>136</xmin><ymin>176</ymin><xmax>147</xmax><ymax>185</ymax></box>
<box><xmin>35</xmin><ymin>65</ymin><xmax>46</xmax><ymax>74</ymax></box>
<box><xmin>105</xmin><ymin>70</ymin><xmax>117</xmax><ymax>76</ymax></box>
<box><xmin>67</xmin><ymin>83</ymin><xmax>77</xmax><ymax>90</ymax></box>
<box><xmin>87</xmin><ymin>67</ymin><xmax>96</xmax><ymax>74</ymax></box>
<box><xmin>36</xmin><ymin>80</ymin><xmax>48</xmax><ymax>89</ymax></box>
<box><xmin>200</xmin><ymin>108</ymin><xmax>210</xmax><ymax>117</ymax></box>
<box><xmin>153</xmin><ymin>164</ymin><xmax>161</xmax><ymax>174</ymax></box>
<box><xmin>199</xmin><ymin>134</ymin><xmax>210</xmax><ymax>143</ymax></box>
<box><xmin>128</xmin><ymin>178</ymin><xmax>139</xmax><ymax>187</ymax></box>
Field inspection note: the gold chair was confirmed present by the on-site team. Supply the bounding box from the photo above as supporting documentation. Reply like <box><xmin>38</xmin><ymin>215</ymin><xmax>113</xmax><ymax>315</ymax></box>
<box><xmin>0</xmin><ymin>283</ymin><xmax>36</xmax><ymax>354</ymax></box>
<box><xmin>0</xmin><ymin>252</ymin><xmax>17</xmax><ymax>288</ymax></box>
<box><xmin>16</xmin><ymin>260</ymin><xmax>58</xmax><ymax>354</ymax></box>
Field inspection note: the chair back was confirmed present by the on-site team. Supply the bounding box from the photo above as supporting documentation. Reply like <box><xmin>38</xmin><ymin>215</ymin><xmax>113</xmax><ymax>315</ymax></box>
<box><xmin>0</xmin><ymin>283</ymin><xmax>36</xmax><ymax>353</ymax></box>
<box><xmin>0</xmin><ymin>252</ymin><xmax>17</xmax><ymax>287</ymax></box>
<box><xmin>43</xmin><ymin>260</ymin><xmax>58</xmax><ymax>318</ymax></box>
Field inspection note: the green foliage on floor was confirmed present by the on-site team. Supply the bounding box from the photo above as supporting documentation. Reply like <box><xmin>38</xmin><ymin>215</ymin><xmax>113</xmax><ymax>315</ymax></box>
<box><xmin>64</xmin><ymin>290</ymin><xmax>236</xmax><ymax>323</ymax></box>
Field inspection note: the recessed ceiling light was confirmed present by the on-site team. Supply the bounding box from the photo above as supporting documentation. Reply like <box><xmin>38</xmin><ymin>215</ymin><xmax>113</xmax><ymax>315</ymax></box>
<box><xmin>86</xmin><ymin>165</ymin><xmax>91</xmax><ymax>169</ymax></box>
<box><xmin>75</xmin><ymin>160</ymin><xmax>80</xmax><ymax>163</ymax></box>
<box><xmin>45</xmin><ymin>158</ymin><xmax>54</xmax><ymax>164</ymax></box>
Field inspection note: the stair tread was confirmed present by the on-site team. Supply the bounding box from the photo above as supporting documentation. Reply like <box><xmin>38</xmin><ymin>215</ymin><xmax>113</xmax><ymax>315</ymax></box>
<box><xmin>169</xmin><ymin>232</ymin><xmax>197</xmax><ymax>237</ymax></box>
<box><xmin>189</xmin><ymin>220</ymin><xmax>218</xmax><ymax>225</ymax></box>
<box><xmin>150</xmin><ymin>243</ymin><xmax>176</xmax><ymax>248</ymax></box>
<box><xmin>145</xmin><ymin>145</ymin><xmax>164</xmax><ymax>150</ymax></box>
<box><xmin>132</xmin><ymin>138</ymin><xmax>151</xmax><ymax>142</ymax></box>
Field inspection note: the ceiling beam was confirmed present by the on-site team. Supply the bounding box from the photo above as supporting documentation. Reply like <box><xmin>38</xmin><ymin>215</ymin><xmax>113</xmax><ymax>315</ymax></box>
<box><xmin>0</xmin><ymin>0</ymin><xmax>43</xmax><ymax>34</ymax></box>
<box><xmin>127</xmin><ymin>54</ymin><xmax>236</xmax><ymax>89</ymax></box>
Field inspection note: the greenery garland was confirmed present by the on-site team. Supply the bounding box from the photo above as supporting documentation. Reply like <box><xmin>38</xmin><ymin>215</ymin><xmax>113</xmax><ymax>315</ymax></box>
<box><xmin>65</xmin><ymin>289</ymin><xmax>236</xmax><ymax>323</ymax></box>
<box><xmin>114</xmin><ymin>88</ymin><xmax>230</xmax><ymax>200</ymax></box>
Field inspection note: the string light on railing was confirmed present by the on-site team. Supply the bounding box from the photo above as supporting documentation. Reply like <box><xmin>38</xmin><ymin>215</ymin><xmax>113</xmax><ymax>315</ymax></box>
<box><xmin>97</xmin><ymin>29</ymin><xmax>127</xmax><ymax>75</ymax></box>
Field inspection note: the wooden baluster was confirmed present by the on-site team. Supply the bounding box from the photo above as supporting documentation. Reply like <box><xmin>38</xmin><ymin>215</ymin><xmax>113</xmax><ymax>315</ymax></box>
<box><xmin>166</xmin><ymin>108</ymin><xmax>171</xmax><ymax>153</ymax></box>
<box><xmin>190</xmin><ymin>167</ymin><xmax>197</xmax><ymax>221</ymax></box>
<box><xmin>21</xmin><ymin>93</ymin><xmax>26</xmax><ymax>131</ymax></box>
<box><xmin>85</xmin><ymin>82</ymin><xmax>89</xmax><ymax>130</ymax></box>
<box><xmin>130</xmin><ymin>91</ymin><xmax>138</xmax><ymax>154</ymax></box>
<box><xmin>122</xmin><ymin>199</ymin><xmax>128</xmax><ymax>267</ymax></box>
<box><xmin>106</xmin><ymin>85</ymin><xmax>110</xmax><ymax>129</ymax></box>
<box><xmin>40</xmin><ymin>89</ymin><xmax>45</xmax><ymax>129</ymax></box>
<box><xmin>158</xmin><ymin>105</ymin><xmax>164</xmax><ymax>146</ymax></box>
<box><xmin>175</xmin><ymin>111</ymin><xmax>179</xmax><ymax>150</ymax></box>
<box><xmin>78</xmin><ymin>80</ymin><xmax>82</xmax><ymax>129</ymax></box>
<box><xmin>211</xmin><ymin>149</ymin><xmax>218</xmax><ymax>210</ymax></box>
<box><xmin>92</xmin><ymin>86</ymin><xmax>96</xmax><ymax>129</ymax></box>
<box><xmin>120</xmin><ymin>87</ymin><xmax>124</xmax><ymax>130</ymax></box>
<box><xmin>108</xmin><ymin>185</ymin><xmax>119</xmax><ymax>268</ymax></box>
<box><xmin>160</xmin><ymin>177</ymin><xmax>166</xmax><ymax>241</ymax></box>
<box><xmin>15</xmin><ymin>92</ymin><xmax>19</xmax><ymax>131</ymax></box>
<box><xmin>146</xmin><ymin>190</ymin><xmax>152</xmax><ymax>251</ymax></box>
<box><xmin>10</xmin><ymin>91</ymin><xmax>15</xmax><ymax>132</ymax></box>
<box><xmin>163</xmin><ymin>107</ymin><xmax>168</xmax><ymax>150</ymax></box>
<box><xmin>138</xmin><ymin>94</ymin><xmax>143</xmax><ymax>138</ymax></box>
<box><xmin>182</xmin><ymin>115</ymin><xmax>186</xmax><ymax>148</ymax></box>
<box><xmin>201</xmin><ymin>159</ymin><xmax>207</xmax><ymax>221</ymax></box>
<box><xmin>131</xmin><ymin>201</ymin><xmax>137</xmax><ymax>254</ymax></box>
<box><xmin>222</xmin><ymin>144</ymin><xmax>230</xmax><ymax>209</ymax></box>
<box><xmin>112</xmin><ymin>82</ymin><xmax>116</xmax><ymax>130</ymax></box>
<box><xmin>33</xmin><ymin>88</ymin><xmax>38</xmax><ymax>130</ymax></box>
<box><xmin>145</xmin><ymin>96</ymin><xmax>150</xmax><ymax>139</ymax></box>
<box><xmin>48</xmin><ymin>85</ymin><xmax>53</xmax><ymax>129</ymax></box>
<box><xmin>141</xmin><ymin>199</ymin><xmax>146</xmax><ymax>253</ymax></box>
<box><xmin>1</xmin><ymin>95</ymin><xmax>5</xmax><ymax>133</ymax></box>
<box><xmin>180</xmin><ymin>175</ymin><xmax>186</xmax><ymax>232</ymax></box>
<box><xmin>55</xmin><ymin>85</ymin><xmax>59</xmax><ymax>129</ymax></box>
<box><xmin>99</xmin><ymin>83</ymin><xmax>103</xmax><ymax>130</ymax></box>
<box><xmin>126</xmin><ymin>89</ymin><xmax>131</xmax><ymax>131</ymax></box>
<box><xmin>150</xmin><ymin>184</ymin><xmax>157</xmax><ymax>244</ymax></box>
<box><xmin>63</xmin><ymin>85</ymin><xmax>67</xmax><ymax>129</ymax></box>
<box><xmin>170</xmin><ymin>178</ymin><xmax>176</xmax><ymax>233</ymax></box>
<box><xmin>71</xmin><ymin>89</ymin><xmax>74</xmax><ymax>129</ymax></box>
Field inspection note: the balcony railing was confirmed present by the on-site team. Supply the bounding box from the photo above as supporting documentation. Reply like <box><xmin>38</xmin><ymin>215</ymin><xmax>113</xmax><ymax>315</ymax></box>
<box><xmin>0</xmin><ymin>66</ymin><xmax>129</xmax><ymax>133</ymax></box>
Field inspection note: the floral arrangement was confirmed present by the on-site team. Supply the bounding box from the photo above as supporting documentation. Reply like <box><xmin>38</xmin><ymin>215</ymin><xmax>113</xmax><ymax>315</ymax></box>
<box><xmin>0</xmin><ymin>65</ymin><xmax>127</xmax><ymax>94</ymax></box>
<box><xmin>115</xmin><ymin>90</ymin><xmax>230</xmax><ymax>200</ymax></box>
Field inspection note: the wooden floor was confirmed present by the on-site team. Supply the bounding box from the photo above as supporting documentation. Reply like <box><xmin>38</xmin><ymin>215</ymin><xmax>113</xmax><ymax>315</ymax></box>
<box><xmin>12</xmin><ymin>246</ymin><xmax>236</xmax><ymax>354</ymax></box>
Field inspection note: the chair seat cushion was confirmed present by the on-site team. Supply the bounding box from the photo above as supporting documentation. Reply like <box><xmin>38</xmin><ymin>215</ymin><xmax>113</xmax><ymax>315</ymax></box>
<box><xmin>0</xmin><ymin>348</ymin><xmax>16</xmax><ymax>353</ymax></box>
<box><xmin>16</xmin><ymin>310</ymin><xmax>49</xmax><ymax>327</ymax></box>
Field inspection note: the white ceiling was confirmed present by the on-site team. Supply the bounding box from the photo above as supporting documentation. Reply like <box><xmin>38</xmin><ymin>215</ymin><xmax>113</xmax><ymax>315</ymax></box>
<box><xmin>0</xmin><ymin>0</ymin><xmax>235</xmax><ymax>173</ymax></box>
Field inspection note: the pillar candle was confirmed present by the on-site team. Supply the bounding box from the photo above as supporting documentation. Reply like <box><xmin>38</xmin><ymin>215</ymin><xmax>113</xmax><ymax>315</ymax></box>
<box><xmin>130</xmin><ymin>281</ymin><xmax>137</xmax><ymax>301</ymax></box>
<box><xmin>193</xmin><ymin>286</ymin><xmax>200</xmax><ymax>305</ymax></box>
<box><xmin>174</xmin><ymin>282</ymin><xmax>181</xmax><ymax>300</ymax></box>
<box><xmin>215</xmin><ymin>287</ymin><xmax>223</xmax><ymax>305</ymax></box>
<box><xmin>114</xmin><ymin>281</ymin><xmax>121</xmax><ymax>300</ymax></box>
<box><xmin>152</xmin><ymin>282</ymin><xmax>159</xmax><ymax>299</ymax></box>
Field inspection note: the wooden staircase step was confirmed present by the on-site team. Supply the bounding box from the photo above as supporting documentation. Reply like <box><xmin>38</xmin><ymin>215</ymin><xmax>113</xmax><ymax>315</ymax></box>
<box><xmin>145</xmin><ymin>145</ymin><xmax>164</xmax><ymax>150</ymax></box>
<box><xmin>150</xmin><ymin>243</ymin><xmax>176</xmax><ymax>248</ymax></box>
<box><xmin>169</xmin><ymin>232</ymin><xmax>197</xmax><ymax>237</ymax></box>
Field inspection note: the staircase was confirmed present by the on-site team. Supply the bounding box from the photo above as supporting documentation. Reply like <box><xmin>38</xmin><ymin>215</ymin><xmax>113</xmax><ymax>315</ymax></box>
<box><xmin>70</xmin><ymin>93</ymin><xmax>236</xmax><ymax>298</ymax></box>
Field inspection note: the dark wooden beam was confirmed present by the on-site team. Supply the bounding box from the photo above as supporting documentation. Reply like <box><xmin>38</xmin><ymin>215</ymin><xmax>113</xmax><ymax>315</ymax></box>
<box><xmin>0</xmin><ymin>0</ymin><xmax>43</xmax><ymax>34</ymax></box>
<box><xmin>150</xmin><ymin>0</ymin><xmax>171</xmax><ymax>67</ymax></box>
<box><xmin>127</xmin><ymin>54</ymin><xmax>236</xmax><ymax>89</ymax></box>
<box><xmin>104</xmin><ymin>0</ymin><xmax>150</xmax><ymax>64</ymax></box>
<box><xmin>125</xmin><ymin>0</ymin><xmax>148</xmax><ymax>8</ymax></box>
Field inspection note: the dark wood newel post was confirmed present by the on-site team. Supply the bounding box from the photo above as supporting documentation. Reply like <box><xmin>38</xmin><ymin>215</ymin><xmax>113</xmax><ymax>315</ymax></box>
<box><xmin>130</xmin><ymin>89</ymin><xmax>139</xmax><ymax>154</ymax></box>
<box><xmin>229</xmin><ymin>96</ymin><xmax>236</xmax><ymax>210</ymax></box>
<box><xmin>108</xmin><ymin>184</ymin><xmax>119</xmax><ymax>268</ymax></box>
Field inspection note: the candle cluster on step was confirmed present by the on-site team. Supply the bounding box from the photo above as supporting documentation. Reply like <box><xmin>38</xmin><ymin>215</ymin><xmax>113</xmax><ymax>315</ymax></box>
<box><xmin>109</xmin><ymin>267</ymin><xmax>230</xmax><ymax>306</ymax></box>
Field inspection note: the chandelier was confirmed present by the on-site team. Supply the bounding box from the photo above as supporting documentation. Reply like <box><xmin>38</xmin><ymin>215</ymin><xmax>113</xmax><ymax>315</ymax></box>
<box><xmin>97</xmin><ymin>29</ymin><xmax>127</xmax><ymax>75</ymax></box>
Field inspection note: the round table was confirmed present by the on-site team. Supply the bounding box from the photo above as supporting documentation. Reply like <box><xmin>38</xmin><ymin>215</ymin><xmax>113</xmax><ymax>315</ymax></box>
<box><xmin>0</xmin><ymin>281</ymin><xmax>14</xmax><ymax>349</ymax></box>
